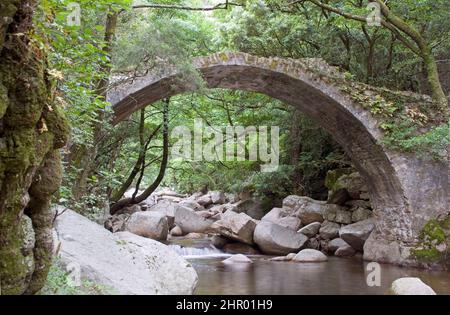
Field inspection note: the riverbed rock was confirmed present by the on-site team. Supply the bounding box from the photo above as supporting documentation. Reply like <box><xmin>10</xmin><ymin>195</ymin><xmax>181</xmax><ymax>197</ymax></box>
<box><xmin>233</xmin><ymin>199</ymin><xmax>265</xmax><ymax>220</ymax></box>
<box><xmin>328</xmin><ymin>238</ymin><xmax>349</xmax><ymax>252</ymax></box>
<box><xmin>149</xmin><ymin>200</ymin><xmax>177</xmax><ymax>228</ymax></box>
<box><xmin>292</xmin><ymin>249</ymin><xmax>328</xmax><ymax>262</ymax></box>
<box><xmin>210</xmin><ymin>191</ymin><xmax>226</xmax><ymax>204</ymax></box>
<box><xmin>390</xmin><ymin>278</ymin><xmax>436</xmax><ymax>295</ymax></box>
<box><xmin>335</xmin><ymin>245</ymin><xmax>356</xmax><ymax>257</ymax></box>
<box><xmin>114</xmin><ymin>204</ymin><xmax>141</xmax><ymax>216</ymax></box>
<box><xmin>211</xmin><ymin>235</ymin><xmax>229</xmax><ymax>248</ymax></box>
<box><xmin>104</xmin><ymin>214</ymin><xmax>129</xmax><ymax>233</ymax></box>
<box><xmin>54</xmin><ymin>209</ymin><xmax>198</xmax><ymax>294</ymax></box>
<box><xmin>125</xmin><ymin>211</ymin><xmax>169</xmax><ymax>241</ymax></box>
<box><xmin>262</xmin><ymin>207</ymin><xmax>301</xmax><ymax>230</ymax></box>
<box><xmin>170</xmin><ymin>225</ymin><xmax>183</xmax><ymax>237</ymax></box>
<box><xmin>324</xmin><ymin>206</ymin><xmax>352</xmax><ymax>224</ymax></box>
<box><xmin>196</xmin><ymin>194</ymin><xmax>213</xmax><ymax>207</ymax></box>
<box><xmin>332</xmin><ymin>172</ymin><xmax>368</xmax><ymax>200</ymax></box>
<box><xmin>254</xmin><ymin>221</ymin><xmax>308</xmax><ymax>255</ymax></box>
<box><xmin>179</xmin><ymin>200</ymin><xmax>205</xmax><ymax>211</ymax></box>
<box><xmin>339</xmin><ymin>218</ymin><xmax>375</xmax><ymax>251</ymax></box>
<box><xmin>184</xmin><ymin>232</ymin><xmax>206</xmax><ymax>239</ymax></box>
<box><xmin>210</xmin><ymin>211</ymin><xmax>256</xmax><ymax>245</ymax></box>
<box><xmin>283</xmin><ymin>196</ymin><xmax>326</xmax><ymax>225</ymax></box>
<box><xmin>351</xmin><ymin>207</ymin><xmax>373</xmax><ymax>222</ymax></box>
<box><xmin>174</xmin><ymin>206</ymin><xmax>214</xmax><ymax>234</ymax></box>
<box><xmin>222</xmin><ymin>254</ymin><xmax>253</xmax><ymax>264</ymax></box>
<box><xmin>298</xmin><ymin>222</ymin><xmax>321</xmax><ymax>238</ymax></box>
<box><xmin>327</xmin><ymin>188</ymin><xmax>350</xmax><ymax>206</ymax></box>
<box><xmin>319</xmin><ymin>221</ymin><xmax>340</xmax><ymax>240</ymax></box>
<box><xmin>223</xmin><ymin>243</ymin><xmax>260</xmax><ymax>255</ymax></box>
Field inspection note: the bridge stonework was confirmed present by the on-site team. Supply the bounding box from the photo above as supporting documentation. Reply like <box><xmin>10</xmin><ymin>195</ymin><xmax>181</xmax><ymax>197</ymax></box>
<box><xmin>108</xmin><ymin>52</ymin><xmax>449</xmax><ymax>267</ymax></box>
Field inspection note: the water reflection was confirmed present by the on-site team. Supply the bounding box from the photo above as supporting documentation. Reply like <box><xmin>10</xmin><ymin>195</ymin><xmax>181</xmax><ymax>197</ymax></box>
<box><xmin>191</xmin><ymin>256</ymin><xmax>450</xmax><ymax>295</ymax></box>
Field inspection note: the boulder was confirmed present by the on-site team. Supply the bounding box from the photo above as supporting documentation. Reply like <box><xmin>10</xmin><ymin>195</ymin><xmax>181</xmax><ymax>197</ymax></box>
<box><xmin>253</xmin><ymin>221</ymin><xmax>308</xmax><ymax>255</ymax></box>
<box><xmin>324</xmin><ymin>205</ymin><xmax>352</xmax><ymax>224</ymax></box>
<box><xmin>262</xmin><ymin>207</ymin><xmax>301</xmax><ymax>230</ymax></box>
<box><xmin>179</xmin><ymin>200</ymin><xmax>205</xmax><ymax>211</ymax></box>
<box><xmin>390</xmin><ymin>278</ymin><xmax>436</xmax><ymax>295</ymax></box>
<box><xmin>223</xmin><ymin>242</ymin><xmax>260</xmax><ymax>255</ymax></box>
<box><xmin>196</xmin><ymin>194</ymin><xmax>213</xmax><ymax>207</ymax></box>
<box><xmin>327</xmin><ymin>188</ymin><xmax>350</xmax><ymax>206</ymax></box>
<box><xmin>292</xmin><ymin>249</ymin><xmax>328</xmax><ymax>262</ymax></box>
<box><xmin>298</xmin><ymin>222</ymin><xmax>321</xmax><ymax>238</ymax></box>
<box><xmin>319</xmin><ymin>221</ymin><xmax>340</xmax><ymax>240</ymax></box>
<box><xmin>54</xmin><ymin>209</ymin><xmax>198</xmax><ymax>294</ymax></box>
<box><xmin>125</xmin><ymin>211</ymin><xmax>168</xmax><ymax>241</ymax></box>
<box><xmin>211</xmin><ymin>235</ymin><xmax>229</xmax><ymax>248</ymax></box>
<box><xmin>282</xmin><ymin>196</ymin><xmax>326</xmax><ymax>225</ymax></box>
<box><xmin>225</xmin><ymin>193</ymin><xmax>239</xmax><ymax>203</ymax></box>
<box><xmin>233</xmin><ymin>199</ymin><xmax>265</xmax><ymax>220</ymax></box>
<box><xmin>210</xmin><ymin>211</ymin><xmax>256</xmax><ymax>245</ymax></box>
<box><xmin>345</xmin><ymin>200</ymin><xmax>371</xmax><ymax>209</ymax></box>
<box><xmin>104</xmin><ymin>214</ymin><xmax>129</xmax><ymax>233</ymax></box>
<box><xmin>339</xmin><ymin>219</ymin><xmax>375</xmax><ymax>251</ymax></box>
<box><xmin>351</xmin><ymin>207</ymin><xmax>373</xmax><ymax>222</ymax></box>
<box><xmin>335</xmin><ymin>245</ymin><xmax>356</xmax><ymax>257</ymax></box>
<box><xmin>328</xmin><ymin>238</ymin><xmax>349</xmax><ymax>252</ymax></box>
<box><xmin>184</xmin><ymin>232</ymin><xmax>206</xmax><ymax>239</ymax></box>
<box><xmin>174</xmin><ymin>206</ymin><xmax>214</xmax><ymax>234</ymax></box>
<box><xmin>149</xmin><ymin>200</ymin><xmax>177</xmax><ymax>228</ymax></box>
<box><xmin>222</xmin><ymin>254</ymin><xmax>253</xmax><ymax>264</ymax></box>
<box><xmin>331</xmin><ymin>172</ymin><xmax>368</xmax><ymax>200</ymax></box>
<box><xmin>170</xmin><ymin>225</ymin><xmax>183</xmax><ymax>237</ymax></box>
<box><xmin>210</xmin><ymin>191</ymin><xmax>226</xmax><ymax>204</ymax></box>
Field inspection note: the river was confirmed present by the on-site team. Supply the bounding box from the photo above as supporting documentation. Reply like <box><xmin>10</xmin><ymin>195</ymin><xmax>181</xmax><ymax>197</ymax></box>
<box><xmin>169</xmin><ymin>238</ymin><xmax>450</xmax><ymax>295</ymax></box>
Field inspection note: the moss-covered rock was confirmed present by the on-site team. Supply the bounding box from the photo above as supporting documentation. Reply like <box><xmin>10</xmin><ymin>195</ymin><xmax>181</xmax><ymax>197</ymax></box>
<box><xmin>412</xmin><ymin>215</ymin><xmax>449</xmax><ymax>267</ymax></box>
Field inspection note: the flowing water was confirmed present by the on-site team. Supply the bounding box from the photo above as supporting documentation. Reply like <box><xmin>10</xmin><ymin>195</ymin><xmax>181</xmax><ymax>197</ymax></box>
<box><xmin>169</xmin><ymin>238</ymin><xmax>450</xmax><ymax>295</ymax></box>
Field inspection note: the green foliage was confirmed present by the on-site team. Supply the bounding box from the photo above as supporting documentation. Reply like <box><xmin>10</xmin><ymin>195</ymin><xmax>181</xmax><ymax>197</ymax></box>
<box><xmin>39</xmin><ymin>258</ymin><xmax>115</xmax><ymax>295</ymax></box>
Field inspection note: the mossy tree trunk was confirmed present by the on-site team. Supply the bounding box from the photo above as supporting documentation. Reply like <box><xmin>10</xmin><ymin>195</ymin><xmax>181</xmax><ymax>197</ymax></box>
<box><xmin>0</xmin><ymin>0</ymin><xmax>69</xmax><ymax>295</ymax></box>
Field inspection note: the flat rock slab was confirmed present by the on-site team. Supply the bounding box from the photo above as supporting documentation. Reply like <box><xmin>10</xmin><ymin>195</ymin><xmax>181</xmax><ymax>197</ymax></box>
<box><xmin>54</xmin><ymin>209</ymin><xmax>198</xmax><ymax>295</ymax></box>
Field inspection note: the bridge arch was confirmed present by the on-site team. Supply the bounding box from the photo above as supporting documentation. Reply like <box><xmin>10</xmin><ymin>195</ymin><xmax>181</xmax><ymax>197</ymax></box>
<box><xmin>107</xmin><ymin>52</ymin><xmax>448</xmax><ymax>266</ymax></box>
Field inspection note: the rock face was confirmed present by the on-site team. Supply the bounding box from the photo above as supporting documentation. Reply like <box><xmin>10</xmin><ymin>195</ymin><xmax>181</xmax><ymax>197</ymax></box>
<box><xmin>254</xmin><ymin>221</ymin><xmax>308</xmax><ymax>255</ymax></box>
<box><xmin>174</xmin><ymin>206</ymin><xmax>213</xmax><ymax>234</ymax></box>
<box><xmin>339</xmin><ymin>219</ymin><xmax>375</xmax><ymax>251</ymax></box>
<box><xmin>319</xmin><ymin>221</ymin><xmax>340</xmax><ymax>240</ymax></box>
<box><xmin>54</xmin><ymin>210</ymin><xmax>198</xmax><ymax>294</ymax></box>
<box><xmin>390</xmin><ymin>278</ymin><xmax>436</xmax><ymax>295</ymax></box>
<box><xmin>125</xmin><ymin>211</ymin><xmax>169</xmax><ymax>241</ymax></box>
<box><xmin>210</xmin><ymin>211</ymin><xmax>256</xmax><ymax>245</ymax></box>
<box><xmin>298</xmin><ymin>222</ymin><xmax>321</xmax><ymax>238</ymax></box>
<box><xmin>293</xmin><ymin>249</ymin><xmax>328</xmax><ymax>262</ymax></box>
<box><xmin>222</xmin><ymin>254</ymin><xmax>253</xmax><ymax>264</ymax></box>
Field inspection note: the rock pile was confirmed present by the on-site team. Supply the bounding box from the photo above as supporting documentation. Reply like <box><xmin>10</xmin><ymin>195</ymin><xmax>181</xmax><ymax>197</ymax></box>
<box><xmin>104</xmin><ymin>170</ymin><xmax>374</xmax><ymax>259</ymax></box>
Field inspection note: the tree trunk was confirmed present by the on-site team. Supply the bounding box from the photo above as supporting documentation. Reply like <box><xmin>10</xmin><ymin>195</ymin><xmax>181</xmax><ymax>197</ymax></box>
<box><xmin>0</xmin><ymin>0</ymin><xmax>69</xmax><ymax>295</ymax></box>
<box><xmin>110</xmin><ymin>100</ymin><xmax>170</xmax><ymax>214</ymax></box>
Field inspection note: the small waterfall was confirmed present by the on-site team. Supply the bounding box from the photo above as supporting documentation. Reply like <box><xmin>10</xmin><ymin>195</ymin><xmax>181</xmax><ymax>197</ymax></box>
<box><xmin>169</xmin><ymin>244</ymin><xmax>230</xmax><ymax>259</ymax></box>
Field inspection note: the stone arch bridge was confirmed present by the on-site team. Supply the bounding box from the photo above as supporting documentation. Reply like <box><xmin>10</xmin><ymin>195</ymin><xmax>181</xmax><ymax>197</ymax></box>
<box><xmin>107</xmin><ymin>52</ymin><xmax>448</xmax><ymax>266</ymax></box>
